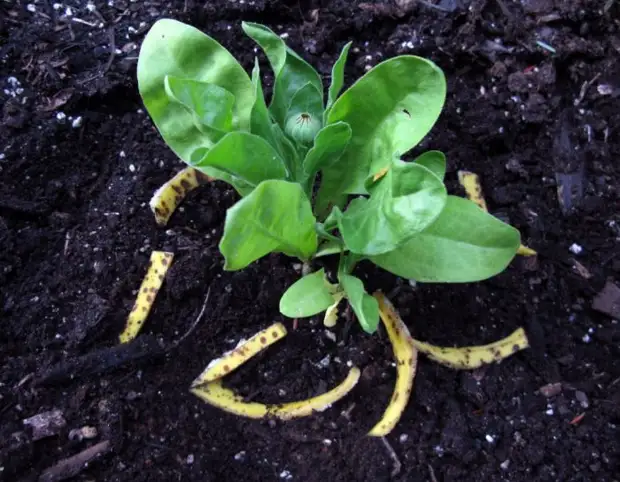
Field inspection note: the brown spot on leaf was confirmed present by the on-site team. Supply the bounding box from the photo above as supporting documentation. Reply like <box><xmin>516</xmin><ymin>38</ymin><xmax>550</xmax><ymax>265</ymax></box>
<box><xmin>146</xmin><ymin>295</ymin><xmax>153</xmax><ymax>303</ymax></box>
<box><xmin>181</xmin><ymin>179</ymin><xmax>192</xmax><ymax>190</ymax></box>
<box><xmin>408</xmin><ymin>358</ymin><xmax>414</xmax><ymax>366</ymax></box>
<box><xmin>162</xmin><ymin>258</ymin><xmax>168</xmax><ymax>266</ymax></box>
<box><xmin>142</xmin><ymin>306</ymin><xmax>148</xmax><ymax>312</ymax></box>
<box><xmin>260</xmin><ymin>336</ymin><xmax>267</xmax><ymax>344</ymax></box>
<box><xmin>272</xmin><ymin>331</ymin><xmax>278</xmax><ymax>339</ymax></box>
<box><xmin>142</xmin><ymin>288</ymin><xmax>148</xmax><ymax>293</ymax></box>
<box><xmin>172</xmin><ymin>184</ymin><xmax>183</xmax><ymax>194</ymax></box>
<box><xmin>224</xmin><ymin>365</ymin><xmax>230</xmax><ymax>373</ymax></box>
<box><xmin>158</xmin><ymin>274</ymin><xmax>164</xmax><ymax>281</ymax></box>
<box><xmin>392</xmin><ymin>392</ymin><xmax>399</xmax><ymax>402</ymax></box>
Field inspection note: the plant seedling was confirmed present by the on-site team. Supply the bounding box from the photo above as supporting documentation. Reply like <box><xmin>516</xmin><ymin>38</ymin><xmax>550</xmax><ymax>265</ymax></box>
<box><xmin>138</xmin><ymin>19</ymin><xmax>524</xmax><ymax>335</ymax></box>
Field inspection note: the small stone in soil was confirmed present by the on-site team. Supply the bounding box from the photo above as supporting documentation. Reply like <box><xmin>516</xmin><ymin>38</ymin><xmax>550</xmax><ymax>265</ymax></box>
<box><xmin>23</xmin><ymin>409</ymin><xmax>66</xmax><ymax>441</ymax></box>
<box><xmin>500</xmin><ymin>459</ymin><xmax>510</xmax><ymax>470</ymax></box>
<box><xmin>592</xmin><ymin>281</ymin><xmax>620</xmax><ymax>319</ymax></box>
<box><xmin>569</xmin><ymin>243</ymin><xmax>583</xmax><ymax>255</ymax></box>
<box><xmin>234</xmin><ymin>451</ymin><xmax>246</xmax><ymax>461</ymax></box>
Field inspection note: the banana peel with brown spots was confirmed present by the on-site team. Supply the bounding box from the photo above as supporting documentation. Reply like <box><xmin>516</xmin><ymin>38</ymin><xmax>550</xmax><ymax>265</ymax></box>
<box><xmin>190</xmin><ymin>322</ymin><xmax>361</xmax><ymax>420</ymax></box>
<box><xmin>457</xmin><ymin>170</ymin><xmax>536</xmax><ymax>256</ymax></box>
<box><xmin>150</xmin><ymin>167</ymin><xmax>212</xmax><ymax>226</ymax></box>
<box><xmin>369</xmin><ymin>293</ymin><xmax>529</xmax><ymax>436</ymax></box>
<box><xmin>119</xmin><ymin>250</ymin><xmax>174</xmax><ymax>344</ymax></box>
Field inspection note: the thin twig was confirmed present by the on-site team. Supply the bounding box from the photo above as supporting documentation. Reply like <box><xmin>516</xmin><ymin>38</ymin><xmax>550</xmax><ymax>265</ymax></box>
<box><xmin>574</xmin><ymin>73</ymin><xmax>601</xmax><ymax>106</ymax></box>
<box><xmin>38</xmin><ymin>440</ymin><xmax>111</xmax><ymax>482</ymax></box>
<box><xmin>173</xmin><ymin>288</ymin><xmax>211</xmax><ymax>347</ymax></box>
<box><xmin>380</xmin><ymin>437</ymin><xmax>402</xmax><ymax>477</ymax></box>
<box><xmin>428</xmin><ymin>464</ymin><xmax>439</xmax><ymax>482</ymax></box>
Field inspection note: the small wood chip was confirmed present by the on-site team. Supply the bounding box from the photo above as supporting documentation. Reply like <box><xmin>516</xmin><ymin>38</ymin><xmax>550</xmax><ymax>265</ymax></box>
<box><xmin>539</xmin><ymin>382</ymin><xmax>562</xmax><ymax>398</ymax></box>
<box><xmin>592</xmin><ymin>281</ymin><xmax>620</xmax><ymax>319</ymax></box>
<box><xmin>38</xmin><ymin>440</ymin><xmax>111</xmax><ymax>481</ymax></box>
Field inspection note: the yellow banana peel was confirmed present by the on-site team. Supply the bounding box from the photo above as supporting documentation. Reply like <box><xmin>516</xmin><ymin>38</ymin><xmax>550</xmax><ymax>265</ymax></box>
<box><xmin>191</xmin><ymin>322</ymin><xmax>287</xmax><ymax>386</ymax></box>
<box><xmin>191</xmin><ymin>367</ymin><xmax>360</xmax><ymax>420</ymax></box>
<box><xmin>368</xmin><ymin>292</ymin><xmax>419</xmax><ymax>437</ymax></box>
<box><xmin>119</xmin><ymin>250</ymin><xmax>174</xmax><ymax>343</ymax></box>
<box><xmin>457</xmin><ymin>170</ymin><xmax>488</xmax><ymax>211</ymax></box>
<box><xmin>411</xmin><ymin>327</ymin><xmax>529</xmax><ymax>370</ymax></box>
<box><xmin>150</xmin><ymin>166</ymin><xmax>212</xmax><ymax>226</ymax></box>
<box><xmin>457</xmin><ymin>170</ymin><xmax>536</xmax><ymax>256</ymax></box>
<box><xmin>191</xmin><ymin>322</ymin><xmax>360</xmax><ymax>420</ymax></box>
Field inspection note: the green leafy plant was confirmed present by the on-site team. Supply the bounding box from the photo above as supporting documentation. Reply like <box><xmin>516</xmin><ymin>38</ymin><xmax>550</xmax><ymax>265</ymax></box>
<box><xmin>138</xmin><ymin>19</ymin><xmax>521</xmax><ymax>334</ymax></box>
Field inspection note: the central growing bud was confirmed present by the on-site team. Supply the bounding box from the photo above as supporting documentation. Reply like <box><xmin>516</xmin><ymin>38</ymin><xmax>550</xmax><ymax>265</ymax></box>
<box><xmin>285</xmin><ymin>112</ymin><xmax>321</xmax><ymax>146</ymax></box>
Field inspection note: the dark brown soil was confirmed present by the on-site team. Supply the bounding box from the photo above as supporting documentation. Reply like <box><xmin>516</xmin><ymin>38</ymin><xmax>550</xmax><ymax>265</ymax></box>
<box><xmin>2</xmin><ymin>1</ymin><xmax>620</xmax><ymax>481</ymax></box>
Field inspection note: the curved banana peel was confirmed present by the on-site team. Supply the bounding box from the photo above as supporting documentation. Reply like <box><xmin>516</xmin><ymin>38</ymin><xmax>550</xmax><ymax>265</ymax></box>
<box><xmin>457</xmin><ymin>170</ymin><xmax>536</xmax><ymax>256</ymax></box>
<box><xmin>411</xmin><ymin>328</ymin><xmax>529</xmax><ymax>370</ymax></box>
<box><xmin>191</xmin><ymin>322</ymin><xmax>287</xmax><ymax>386</ymax></box>
<box><xmin>150</xmin><ymin>166</ymin><xmax>212</xmax><ymax>226</ymax></box>
<box><xmin>191</xmin><ymin>368</ymin><xmax>360</xmax><ymax>420</ymax></box>
<box><xmin>368</xmin><ymin>292</ymin><xmax>418</xmax><ymax>437</ymax></box>
<box><xmin>370</xmin><ymin>292</ymin><xmax>529</xmax><ymax>436</ymax></box>
<box><xmin>191</xmin><ymin>322</ymin><xmax>360</xmax><ymax>420</ymax></box>
<box><xmin>119</xmin><ymin>250</ymin><xmax>174</xmax><ymax>343</ymax></box>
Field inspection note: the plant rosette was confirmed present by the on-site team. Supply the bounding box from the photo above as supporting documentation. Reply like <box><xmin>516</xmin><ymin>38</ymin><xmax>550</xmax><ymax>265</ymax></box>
<box><xmin>134</xmin><ymin>19</ymin><xmax>532</xmax><ymax>435</ymax></box>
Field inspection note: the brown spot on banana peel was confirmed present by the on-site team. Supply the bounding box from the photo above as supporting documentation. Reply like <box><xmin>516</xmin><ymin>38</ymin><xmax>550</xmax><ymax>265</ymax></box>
<box><xmin>149</xmin><ymin>166</ymin><xmax>213</xmax><ymax>226</ymax></box>
<box><xmin>411</xmin><ymin>328</ymin><xmax>529</xmax><ymax>370</ymax></box>
<box><xmin>368</xmin><ymin>292</ymin><xmax>419</xmax><ymax>437</ymax></box>
<box><xmin>191</xmin><ymin>323</ymin><xmax>287</xmax><ymax>387</ymax></box>
<box><xmin>457</xmin><ymin>170</ymin><xmax>536</xmax><ymax>257</ymax></box>
<box><xmin>190</xmin><ymin>367</ymin><xmax>360</xmax><ymax>420</ymax></box>
<box><xmin>119</xmin><ymin>250</ymin><xmax>174</xmax><ymax>344</ymax></box>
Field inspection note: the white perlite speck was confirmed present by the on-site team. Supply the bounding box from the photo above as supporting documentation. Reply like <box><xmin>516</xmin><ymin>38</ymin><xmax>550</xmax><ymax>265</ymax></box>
<box><xmin>569</xmin><ymin>243</ymin><xmax>583</xmax><ymax>255</ymax></box>
<box><xmin>485</xmin><ymin>434</ymin><xmax>494</xmax><ymax>443</ymax></box>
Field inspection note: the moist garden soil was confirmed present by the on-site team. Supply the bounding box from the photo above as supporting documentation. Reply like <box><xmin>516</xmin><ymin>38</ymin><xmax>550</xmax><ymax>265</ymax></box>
<box><xmin>1</xmin><ymin>0</ymin><xmax>620</xmax><ymax>481</ymax></box>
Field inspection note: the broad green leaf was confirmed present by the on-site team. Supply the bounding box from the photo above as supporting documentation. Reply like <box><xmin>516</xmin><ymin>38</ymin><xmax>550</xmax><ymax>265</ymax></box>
<box><xmin>302</xmin><ymin>122</ymin><xmax>352</xmax><ymax>176</ymax></box>
<box><xmin>242</xmin><ymin>22</ymin><xmax>323</xmax><ymax>127</ymax></box>
<box><xmin>279</xmin><ymin>269</ymin><xmax>339</xmax><ymax>317</ymax></box>
<box><xmin>325</xmin><ymin>42</ymin><xmax>352</xmax><ymax>119</ymax></box>
<box><xmin>284</xmin><ymin>83</ymin><xmax>323</xmax><ymax>146</ymax></box>
<box><xmin>339</xmin><ymin>274</ymin><xmax>379</xmax><ymax>334</ymax></box>
<box><xmin>164</xmin><ymin>76</ymin><xmax>235</xmax><ymax>134</ymax></box>
<box><xmin>192</xmin><ymin>132</ymin><xmax>288</xmax><ymax>187</ymax></box>
<box><xmin>370</xmin><ymin>196</ymin><xmax>521</xmax><ymax>282</ymax></box>
<box><xmin>138</xmin><ymin>19</ymin><xmax>254</xmax><ymax>163</ymax></box>
<box><xmin>338</xmin><ymin>162</ymin><xmax>447</xmax><ymax>256</ymax></box>
<box><xmin>249</xmin><ymin>60</ymin><xmax>281</xmax><ymax>153</ymax></box>
<box><xmin>412</xmin><ymin>150</ymin><xmax>446</xmax><ymax>181</ymax></box>
<box><xmin>190</xmin><ymin>146</ymin><xmax>254</xmax><ymax>197</ymax></box>
<box><xmin>317</xmin><ymin>56</ymin><xmax>446</xmax><ymax>208</ymax></box>
<box><xmin>249</xmin><ymin>59</ymin><xmax>299</xmax><ymax>176</ymax></box>
<box><xmin>220</xmin><ymin>180</ymin><xmax>318</xmax><ymax>270</ymax></box>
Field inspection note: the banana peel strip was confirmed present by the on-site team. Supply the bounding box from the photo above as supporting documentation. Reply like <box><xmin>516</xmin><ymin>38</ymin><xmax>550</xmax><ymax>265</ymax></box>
<box><xmin>457</xmin><ymin>170</ymin><xmax>536</xmax><ymax>256</ymax></box>
<box><xmin>119</xmin><ymin>251</ymin><xmax>174</xmax><ymax>343</ymax></box>
<box><xmin>191</xmin><ymin>323</ymin><xmax>288</xmax><ymax>386</ymax></box>
<box><xmin>323</xmin><ymin>291</ymin><xmax>345</xmax><ymax>328</ymax></box>
<box><xmin>368</xmin><ymin>292</ymin><xmax>419</xmax><ymax>437</ymax></box>
<box><xmin>191</xmin><ymin>323</ymin><xmax>360</xmax><ymax>420</ymax></box>
<box><xmin>150</xmin><ymin>166</ymin><xmax>212</xmax><ymax>226</ymax></box>
<box><xmin>411</xmin><ymin>328</ymin><xmax>529</xmax><ymax>370</ymax></box>
<box><xmin>191</xmin><ymin>368</ymin><xmax>360</xmax><ymax>420</ymax></box>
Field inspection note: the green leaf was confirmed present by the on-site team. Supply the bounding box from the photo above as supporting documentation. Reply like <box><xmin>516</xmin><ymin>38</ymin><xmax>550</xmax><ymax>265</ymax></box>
<box><xmin>284</xmin><ymin>83</ymin><xmax>323</xmax><ymax>146</ymax></box>
<box><xmin>279</xmin><ymin>269</ymin><xmax>339</xmax><ymax>317</ymax></box>
<box><xmin>412</xmin><ymin>150</ymin><xmax>446</xmax><ymax>181</ymax></box>
<box><xmin>338</xmin><ymin>162</ymin><xmax>447</xmax><ymax>256</ymax></box>
<box><xmin>138</xmin><ymin>19</ymin><xmax>254</xmax><ymax>163</ymax></box>
<box><xmin>192</xmin><ymin>132</ymin><xmax>288</xmax><ymax>187</ymax></box>
<box><xmin>325</xmin><ymin>42</ymin><xmax>352</xmax><ymax>119</ymax></box>
<box><xmin>339</xmin><ymin>274</ymin><xmax>379</xmax><ymax>334</ymax></box>
<box><xmin>370</xmin><ymin>196</ymin><xmax>521</xmax><ymax>282</ymax></box>
<box><xmin>242</xmin><ymin>22</ymin><xmax>323</xmax><ymax>127</ymax></box>
<box><xmin>220</xmin><ymin>180</ymin><xmax>318</xmax><ymax>270</ymax></box>
<box><xmin>302</xmin><ymin>122</ymin><xmax>352</xmax><ymax>177</ymax></box>
<box><xmin>249</xmin><ymin>60</ymin><xmax>281</xmax><ymax>151</ymax></box>
<box><xmin>164</xmin><ymin>76</ymin><xmax>235</xmax><ymax>135</ymax></box>
<box><xmin>317</xmin><ymin>56</ymin><xmax>446</xmax><ymax>208</ymax></box>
